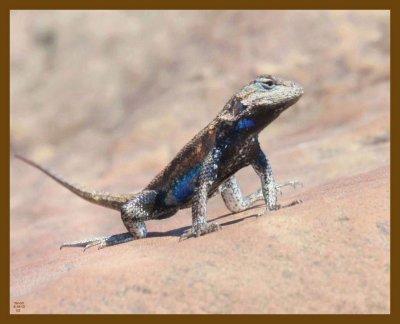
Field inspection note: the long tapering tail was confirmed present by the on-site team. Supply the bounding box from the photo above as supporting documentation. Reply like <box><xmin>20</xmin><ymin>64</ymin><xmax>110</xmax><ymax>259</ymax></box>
<box><xmin>14</xmin><ymin>154</ymin><xmax>136</xmax><ymax>210</ymax></box>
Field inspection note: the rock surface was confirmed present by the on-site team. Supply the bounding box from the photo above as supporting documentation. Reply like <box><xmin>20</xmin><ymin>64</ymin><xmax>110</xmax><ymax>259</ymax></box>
<box><xmin>10</xmin><ymin>10</ymin><xmax>390</xmax><ymax>313</ymax></box>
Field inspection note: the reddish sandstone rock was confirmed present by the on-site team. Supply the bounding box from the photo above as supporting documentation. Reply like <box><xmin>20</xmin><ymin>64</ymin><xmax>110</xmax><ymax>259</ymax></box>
<box><xmin>10</xmin><ymin>10</ymin><xmax>389</xmax><ymax>313</ymax></box>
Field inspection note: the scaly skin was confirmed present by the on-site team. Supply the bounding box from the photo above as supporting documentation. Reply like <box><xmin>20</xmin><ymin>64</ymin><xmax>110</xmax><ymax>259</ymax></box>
<box><xmin>15</xmin><ymin>74</ymin><xmax>304</xmax><ymax>250</ymax></box>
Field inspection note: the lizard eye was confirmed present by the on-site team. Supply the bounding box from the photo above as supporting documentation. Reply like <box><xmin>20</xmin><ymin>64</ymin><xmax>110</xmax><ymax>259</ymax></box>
<box><xmin>260</xmin><ymin>80</ymin><xmax>275</xmax><ymax>90</ymax></box>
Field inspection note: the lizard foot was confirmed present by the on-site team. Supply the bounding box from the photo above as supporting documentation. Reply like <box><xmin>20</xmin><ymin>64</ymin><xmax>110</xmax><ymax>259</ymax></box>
<box><xmin>60</xmin><ymin>232</ymin><xmax>134</xmax><ymax>251</ymax></box>
<box><xmin>276</xmin><ymin>180</ymin><xmax>303</xmax><ymax>196</ymax></box>
<box><xmin>179</xmin><ymin>222</ymin><xmax>221</xmax><ymax>241</ymax></box>
<box><xmin>257</xmin><ymin>199</ymin><xmax>303</xmax><ymax>217</ymax></box>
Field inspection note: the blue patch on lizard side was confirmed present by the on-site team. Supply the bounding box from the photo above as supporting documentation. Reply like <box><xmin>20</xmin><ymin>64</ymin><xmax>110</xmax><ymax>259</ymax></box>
<box><xmin>256</xmin><ymin>150</ymin><xmax>268</xmax><ymax>168</ymax></box>
<box><xmin>172</xmin><ymin>164</ymin><xmax>202</xmax><ymax>203</ymax></box>
<box><xmin>235</xmin><ymin>118</ymin><xmax>256</xmax><ymax>131</ymax></box>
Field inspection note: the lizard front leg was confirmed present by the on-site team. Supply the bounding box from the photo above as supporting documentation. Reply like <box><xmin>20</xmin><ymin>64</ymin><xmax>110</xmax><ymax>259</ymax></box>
<box><xmin>60</xmin><ymin>190</ymin><xmax>157</xmax><ymax>250</ymax></box>
<box><xmin>252</xmin><ymin>149</ymin><xmax>301</xmax><ymax>213</ymax></box>
<box><xmin>180</xmin><ymin>150</ymin><xmax>222</xmax><ymax>240</ymax></box>
<box><xmin>220</xmin><ymin>176</ymin><xmax>302</xmax><ymax>213</ymax></box>
<box><xmin>220</xmin><ymin>175</ymin><xmax>264</xmax><ymax>213</ymax></box>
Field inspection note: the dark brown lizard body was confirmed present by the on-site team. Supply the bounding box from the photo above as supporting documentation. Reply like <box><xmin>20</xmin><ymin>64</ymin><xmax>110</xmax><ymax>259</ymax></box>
<box><xmin>16</xmin><ymin>75</ymin><xmax>304</xmax><ymax>249</ymax></box>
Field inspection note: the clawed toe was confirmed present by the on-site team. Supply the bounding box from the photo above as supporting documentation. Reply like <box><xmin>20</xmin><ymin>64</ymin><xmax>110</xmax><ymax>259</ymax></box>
<box><xmin>179</xmin><ymin>222</ymin><xmax>221</xmax><ymax>241</ymax></box>
<box><xmin>277</xmin><ymin>180</ymin><xmax>303</xmax><ymax>190</ymax></box>
<box><xmin>289</xmin><ymin>180</ymin><xmax>303</xmax><ymax>189</ymax></box>
<box><xmin>60</xmin><ymin>232</ymin><xmax>134</xmax><ymax>251</ymax></box>
<box><xmin>60</xmin><ymin>237</ymin><xmax>107</xmax><ymax>251</ymax></box>
<box><xmin>83</xmin><ymin>239</ymin><xmax>106</xmax><ymax>251</ymax></box>
<box><xmin>261</xmin><ymin>198</ymin><xmax>302</xmax><ymax>215</ymax></box>
<box><xmin>179</xmin><ymin>229</ymin><xmax>194</xmax><ymax>241</ymax></box>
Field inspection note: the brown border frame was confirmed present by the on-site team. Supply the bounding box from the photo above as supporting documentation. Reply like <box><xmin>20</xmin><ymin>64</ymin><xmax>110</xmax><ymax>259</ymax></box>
<box><xmin>1</xmin><ymin>0</ymin><xmax>397</xmax><ymax>321</ymax></box>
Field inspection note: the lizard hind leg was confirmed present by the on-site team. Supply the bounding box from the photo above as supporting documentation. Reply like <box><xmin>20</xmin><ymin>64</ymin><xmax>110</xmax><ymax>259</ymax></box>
<box><xmin>59</xmin><ymin>220</ymin><xmax>147</xmax><ymax>251</ymax></box>
<box><xmin>60</xmin><ymin>191</ymin><xmax>157</xmax><ymax>251</ymax></box>
<box><xmin>120</xmin><ymin>190</ymin><xmax>158</xmax><ymax>238</ymax></box>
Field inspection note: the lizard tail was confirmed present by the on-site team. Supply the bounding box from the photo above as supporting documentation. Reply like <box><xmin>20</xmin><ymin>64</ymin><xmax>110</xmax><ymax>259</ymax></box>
<box><xmin>14</xmin><ymin>154</ymin><xmax>136</xmax><ymax>211</ymax></box>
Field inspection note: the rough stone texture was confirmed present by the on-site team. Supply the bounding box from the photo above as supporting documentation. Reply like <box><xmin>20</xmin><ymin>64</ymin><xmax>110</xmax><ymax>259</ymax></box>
<box><xmin>10</xmin><ymin>10</ymin><xmax>390</xmax><ymax>314</ymax></box>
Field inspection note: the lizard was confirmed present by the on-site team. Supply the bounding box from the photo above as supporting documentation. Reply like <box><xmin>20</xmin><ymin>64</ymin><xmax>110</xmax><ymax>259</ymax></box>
<box><xmin>15</xmin><ymin>74</ymin><xmax>304</xmax><ymax>250</ymax></box>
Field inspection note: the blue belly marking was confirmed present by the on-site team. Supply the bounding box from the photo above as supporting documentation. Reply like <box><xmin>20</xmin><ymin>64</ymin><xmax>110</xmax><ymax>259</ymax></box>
<box><xmin>172</xmin><ymin>164</ymin><xmax>202</xmax><ymax>203</ymax></box>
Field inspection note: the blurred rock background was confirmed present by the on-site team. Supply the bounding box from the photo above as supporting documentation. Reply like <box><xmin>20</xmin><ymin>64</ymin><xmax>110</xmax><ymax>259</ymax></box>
<box><xmin>10</xmin><ymin>10</ymin><xmax>389</xmax><ymax>314</ymax></box>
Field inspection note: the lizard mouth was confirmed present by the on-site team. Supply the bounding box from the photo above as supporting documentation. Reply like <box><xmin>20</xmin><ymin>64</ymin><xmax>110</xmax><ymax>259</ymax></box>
<box><xmin>287</xmin><ymin>82</ymin><xmax>304</xmax><ymax>105</ymax></box>
<box><xmin>274</xmin><ymin>85</ymin><xmax>303</xmax><ymax>113</ymax></box>
<box><xmin>281</xmin><ymin>95</ymin><xmax>302</xmax><ymax>111</ymax></box>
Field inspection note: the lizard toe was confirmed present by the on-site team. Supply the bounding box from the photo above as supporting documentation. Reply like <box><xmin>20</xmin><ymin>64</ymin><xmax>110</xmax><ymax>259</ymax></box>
<box><xmin>179</xmin><ymin>222</ymin><xmax>221</xmax><ymax>241</ymax></box>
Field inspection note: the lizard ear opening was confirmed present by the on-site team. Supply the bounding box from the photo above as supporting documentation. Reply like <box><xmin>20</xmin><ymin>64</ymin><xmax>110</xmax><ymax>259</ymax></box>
<box><xmin>231</xmin><ymin>99</ymin><xmax>248</xmax><ymax>117</ymax></box>
<box><xmin>219</xmin><ymin>98</ymin><xmax>248</xmax><ymax>124</ymax></box>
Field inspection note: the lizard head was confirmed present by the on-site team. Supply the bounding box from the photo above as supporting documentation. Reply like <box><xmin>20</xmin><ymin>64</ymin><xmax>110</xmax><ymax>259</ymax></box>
<box><xmin>218</xmin><ymin>75</ymin><xmax>303</xmax><ymax>130</ymax></box>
